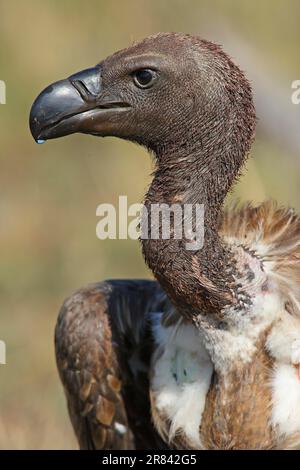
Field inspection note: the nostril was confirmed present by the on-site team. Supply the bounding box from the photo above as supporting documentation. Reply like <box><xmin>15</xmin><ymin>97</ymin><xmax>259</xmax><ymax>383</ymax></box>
<box><xmin>71</xmin><ymin>79</ymin><xmax>95</xmax><ymax>103</ymax></box>
<box><xmin>68</xmin><ymin>66</ymin><xmax>102</xmax><ymax>99</ymax></box>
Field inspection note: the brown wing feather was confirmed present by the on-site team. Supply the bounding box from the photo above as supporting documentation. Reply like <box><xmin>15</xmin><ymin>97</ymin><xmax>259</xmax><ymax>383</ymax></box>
<box><xmin>55</xmin><ymin>279</ymin><xmax>169</xmax><ymax>450</ymax></box>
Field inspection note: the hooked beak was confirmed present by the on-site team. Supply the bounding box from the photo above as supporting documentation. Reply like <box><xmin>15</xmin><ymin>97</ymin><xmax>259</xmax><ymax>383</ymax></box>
<box><xmin>29</xmin><ymin>65</ymin><xmax>130</xmax><ymax>142</ymax></box>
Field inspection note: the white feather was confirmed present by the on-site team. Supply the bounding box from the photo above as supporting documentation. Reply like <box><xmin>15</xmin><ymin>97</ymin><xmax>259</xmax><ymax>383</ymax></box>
<box><xmin>271</xmin><ymin>364</ymin><xmax>300</xmax><ymax>436</ymax></box>
<box><xmin>151</xmin><ymin>315</ymin><xmax>213</xmax><ymax>447</ymax></box>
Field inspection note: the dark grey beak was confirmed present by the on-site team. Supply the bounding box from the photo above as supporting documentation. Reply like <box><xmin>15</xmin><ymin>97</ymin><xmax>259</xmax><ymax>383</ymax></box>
<box><xmin>30</xmin><ymin>60</ymin><xmax>133</xmax><ymax>143</ymax></box>
<box><xmin>30</xmin><ymin>66</ymin><xmax>104</xmax><ymax>142</ymax></box>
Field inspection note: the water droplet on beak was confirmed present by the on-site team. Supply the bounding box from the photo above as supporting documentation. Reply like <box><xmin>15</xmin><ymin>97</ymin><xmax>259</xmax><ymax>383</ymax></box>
<box><xmin>37</xmin><ymin>139</ymin><xmax>45</xmax><ymax>145</ymax></box>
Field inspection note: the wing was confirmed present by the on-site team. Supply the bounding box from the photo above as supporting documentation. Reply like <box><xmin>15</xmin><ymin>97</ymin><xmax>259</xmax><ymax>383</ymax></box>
<box><xmin>55</xmin><ymin>279</ymin><xmax>170</xmax><ymax>450</ymax></box>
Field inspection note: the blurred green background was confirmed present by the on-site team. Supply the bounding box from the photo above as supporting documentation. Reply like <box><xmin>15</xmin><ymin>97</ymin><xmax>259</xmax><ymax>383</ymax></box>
<box><xmin>0</xmin><ymin>0</ymin><xmax>299</xmax><ymax>449</ymax></box>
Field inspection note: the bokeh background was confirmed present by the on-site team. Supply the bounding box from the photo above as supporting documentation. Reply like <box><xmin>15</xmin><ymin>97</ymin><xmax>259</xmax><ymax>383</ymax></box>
<box><xmin>0</xmin><ymin>0</ymin><xmax>299</xmax><ymax>449</ymax></box>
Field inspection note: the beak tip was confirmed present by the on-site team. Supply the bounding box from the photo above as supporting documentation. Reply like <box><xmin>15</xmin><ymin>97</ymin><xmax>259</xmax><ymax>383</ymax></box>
<box><xmin>29</xmin><ymin>102</ymin><xmax>42</xmax><ymax>142</ymax></box>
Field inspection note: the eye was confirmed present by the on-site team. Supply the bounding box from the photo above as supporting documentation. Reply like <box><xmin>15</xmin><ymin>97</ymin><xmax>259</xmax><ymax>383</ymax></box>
<box><xmin>133</xmin><ymin>69</ymin><xmax>157</xmax><ymax>88</ymax></box>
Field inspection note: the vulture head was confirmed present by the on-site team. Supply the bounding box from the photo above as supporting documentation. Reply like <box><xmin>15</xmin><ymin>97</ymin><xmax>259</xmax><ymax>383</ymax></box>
<box><xmin>30</xmin><ymin>32</ymin><xmax>255</xmax><ymax>157</ymax></box>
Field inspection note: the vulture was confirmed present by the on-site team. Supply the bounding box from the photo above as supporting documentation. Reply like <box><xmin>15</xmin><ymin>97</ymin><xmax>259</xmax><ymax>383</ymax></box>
<box><xmin>30</xmin><ymin>33</ymin><xmax>300</xmax><ymax>450</ymax></box>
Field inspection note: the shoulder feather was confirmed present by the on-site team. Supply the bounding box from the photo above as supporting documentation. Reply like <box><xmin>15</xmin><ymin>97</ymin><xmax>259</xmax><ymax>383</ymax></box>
<box><xmin>221</xmin><ymin>201</ymin><xmax>300</xmax><ymax>316</ymax></box>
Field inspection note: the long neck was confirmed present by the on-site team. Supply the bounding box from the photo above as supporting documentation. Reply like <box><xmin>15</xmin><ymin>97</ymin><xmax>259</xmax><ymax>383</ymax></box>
<box><xmin>142</xmin><ymin>101</ymin><xmax>255</xmax><ymax>320</ymax></box>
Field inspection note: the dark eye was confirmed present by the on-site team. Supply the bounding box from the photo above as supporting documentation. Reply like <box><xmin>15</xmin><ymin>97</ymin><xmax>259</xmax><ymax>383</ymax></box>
<box><xmin>133</xmin><ymin>69</ymin><xmax>157</xmax><ymax>88</ymax></box>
